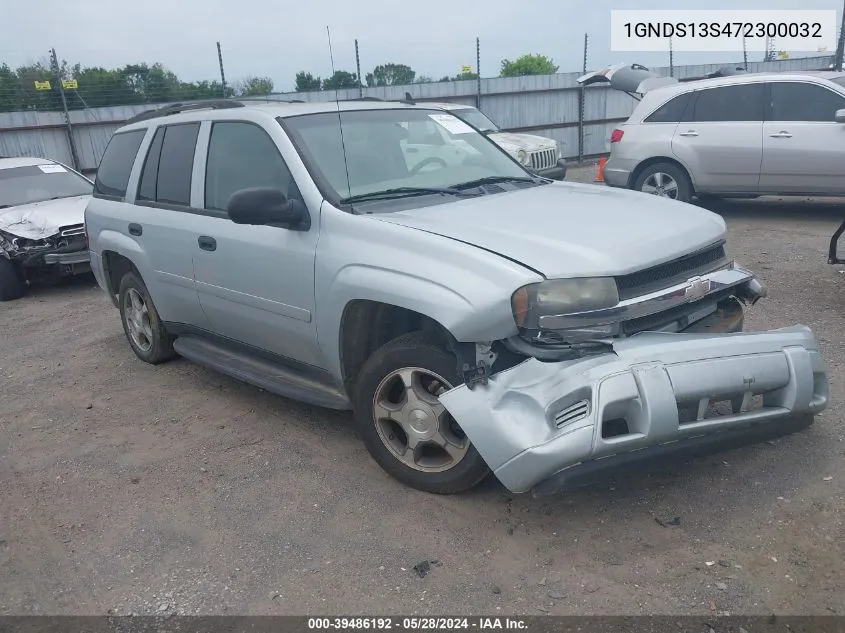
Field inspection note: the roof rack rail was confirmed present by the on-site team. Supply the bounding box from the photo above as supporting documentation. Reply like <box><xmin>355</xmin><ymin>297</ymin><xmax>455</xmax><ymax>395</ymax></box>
<box><xmin>125</xmin><ymin>99</ymin><xmax>244</xmax><ymax>124</ymax></box>
<box><xmin>341</xmin><ymin>96</ymin><xmax>384</xmax><ymax>102</ymax></box>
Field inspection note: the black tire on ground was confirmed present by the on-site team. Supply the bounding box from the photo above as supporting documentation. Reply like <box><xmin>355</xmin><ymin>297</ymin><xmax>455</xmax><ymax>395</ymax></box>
<box><xmin>633</xmin><ymin>162</ymin><xmax>693</xmax><ymax>203</ymax></box>
<box><xmin>117</xmin><ymin>271</ymin><xmax>175</xmax><ymax>364</ymax></box>
<box><xmin>0</xmin><ymin>258</ymin><xmax>24</xmax><ymax>301</ymax></box>
<box><xmin>353</xmin><ymin>331</ymin><xmax>491</xmax><ymax>494</ymax></box>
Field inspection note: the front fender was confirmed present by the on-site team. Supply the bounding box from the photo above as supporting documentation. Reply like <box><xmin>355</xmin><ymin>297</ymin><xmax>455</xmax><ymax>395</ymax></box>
<box><xmin>317</xmin><ymin>264</ymin><xmax>519</xmax><ymax>382</ymax></box>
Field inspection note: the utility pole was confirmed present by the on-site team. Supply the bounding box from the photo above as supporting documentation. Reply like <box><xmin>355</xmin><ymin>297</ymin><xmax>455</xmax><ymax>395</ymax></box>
<box><xmin>50</xmin><ymin>48</ymin><xmax>80</xmax><ymax>172</ymax></box>
<box><xmin>742</xmin><ymin>36</ymin><xmax>748</xmax><ymax>69</ymax></box>
<box><xmin>355</xmin><ymin>39</ymin><xmax>363</xmax><ymax>98</ymax></box>
<box><xmin>216</xmin><ymin>41</ymin><xmax>228</xmax><ymax>97</ymax></box>
<box><xmin>668</xmin><ymin>37</ymin><xmax>674</xmax><ymax>77</ymax></box>
<box><xmin>835</xmin><ymin>0</ymin><xmax>845</xmax><ymax>71</ymax></box>
<box><xmin>578</xmin><ymin>33</ymin><xmax>588</xmax><ymax>164</ymax></box>
<box><xmin>476</xmin><ymin>37</ymin><xmax>482</xmax><ymax>109</ymax></box>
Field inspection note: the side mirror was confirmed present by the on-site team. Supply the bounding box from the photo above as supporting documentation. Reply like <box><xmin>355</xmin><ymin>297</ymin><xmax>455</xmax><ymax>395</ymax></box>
<box><xmin>226</xmin><ymin>187</ymin><xmax>310</xmax><ymax>231</ymax></box>
<box><xmin>836</xmin><ymin>109</ymin><xmax>845</xmax><ymax>123</ymax></box>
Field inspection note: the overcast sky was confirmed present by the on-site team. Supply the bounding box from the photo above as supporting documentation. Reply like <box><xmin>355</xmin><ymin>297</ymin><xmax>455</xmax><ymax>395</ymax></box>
<box><xmin>2</xmin><ymin>0</ymin><xmax>842</xmax><ymax>92</ymax></box>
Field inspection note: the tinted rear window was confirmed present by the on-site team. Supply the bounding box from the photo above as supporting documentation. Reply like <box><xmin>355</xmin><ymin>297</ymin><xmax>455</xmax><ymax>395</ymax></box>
<box><xmin>155</xmin><ymin>123</ymin><xmax>200</xmax><ymax>206</ymax></box>
<box><xmin>644</xmin><ymin>92</ymin><xmax>692</xmax><ymax>123</ymax></box>
<box><xmin>692</xmin><ymin>83</ymin><xmax>764</xmax><ymax>122</ymax></box>
<box><xmin>94</xmin><ymin>130</ymin><xmax>146</xmax><ymax>198</ymax></box>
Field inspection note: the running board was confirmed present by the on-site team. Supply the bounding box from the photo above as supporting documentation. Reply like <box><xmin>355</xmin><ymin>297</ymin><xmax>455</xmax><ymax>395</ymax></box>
<box><xmin>172</xmin><ymin>335</ymin><xmax>351</xmax><ymax>410</ymax></box>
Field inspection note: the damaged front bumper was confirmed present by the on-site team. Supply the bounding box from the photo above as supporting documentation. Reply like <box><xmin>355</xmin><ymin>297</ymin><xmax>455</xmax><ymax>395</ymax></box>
<box><xmin>439</xmin><ymin>325</ymin><xmax>829</xmax><ymax>496</ymax></box>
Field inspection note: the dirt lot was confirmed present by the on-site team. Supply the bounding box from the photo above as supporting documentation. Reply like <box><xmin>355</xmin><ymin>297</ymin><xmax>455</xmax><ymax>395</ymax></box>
<box><xmin>1</xmin><ymin>170</ymin><xmax>843</xmax><ymax>616</ymax></box>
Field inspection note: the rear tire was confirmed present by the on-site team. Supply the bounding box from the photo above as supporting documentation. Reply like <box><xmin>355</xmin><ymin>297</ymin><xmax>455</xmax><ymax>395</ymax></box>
<box><xmin>117</xmin><ymin>271</ymin><xmax>175</xmax><ymax>364</ymax></box>
<box><xmin>0</xmin><ymin>258</ymin><xmax>24</xmax><ymax>301</ymax></box>
<box><xmin>633</xmin><ymin>162</ymin><xmax>693</xmax><ymax>203</ymax></box>
<box><xmin>353</xmin><ymin>331</ymin><xmax>490</xmax><ymax>494</ymax></box>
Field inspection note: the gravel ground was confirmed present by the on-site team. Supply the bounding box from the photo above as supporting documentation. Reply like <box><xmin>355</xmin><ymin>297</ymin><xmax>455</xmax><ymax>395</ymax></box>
<box><xmin>1</xmin><ymin>168</ymin><xmax>843</xmax><ymax>616</ymax></box>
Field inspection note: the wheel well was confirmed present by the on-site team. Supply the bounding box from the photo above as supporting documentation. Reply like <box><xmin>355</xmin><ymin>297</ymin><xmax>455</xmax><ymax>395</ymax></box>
<box><xmin>629</xmin><ymin>156</ymin><xmax>694</xmax><ymax>192</ymax></box>
<box><xmin>339</xmin><ymin>300</ymin><xmax>452</xmax><ymax>396</ymax></box>
<box><xmin>102</xmin><ymin>251</ymin><xmax>138</xmax><ymax>304</ymax></box>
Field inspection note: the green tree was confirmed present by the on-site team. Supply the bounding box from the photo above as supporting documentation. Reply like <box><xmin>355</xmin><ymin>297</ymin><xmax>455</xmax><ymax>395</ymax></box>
<box><xmin>415</xmin><ymin>75</ymin><xmax>434</xmax><ymax>84</ymax></box>
<box><xmin>499</xmin><ymin>54</ymin><xmax>558</xmax><ymax>77</ymax></box>
<box><xmin>453</xmin><ymin>71</ymin><xmax>478</xmax><ymax>81</ymax></box>
<box><xmin>369</xmin><ymin>63</ymin><xmax>416</xmax><ymax>86</ymax></box>
<box><xmin>322</xmin><ymin>70</ymin><xmax>359</xmax><ymax>90</ymax></box>
<box><xmin>295</xmin><ymin>71</ymin><xmax>322</xmax><ymax>92</ymax></box>
<box><xmin>236</xmin><ymin>76</ymin><xmax>274</xmax><ymax>97</ymax></box>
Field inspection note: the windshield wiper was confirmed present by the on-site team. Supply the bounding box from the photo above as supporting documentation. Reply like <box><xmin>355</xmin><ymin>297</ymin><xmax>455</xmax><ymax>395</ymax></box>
<box><xmin>339</xmin><ymin>186</ymin><xmax>479</xmax><ymax>204</ymax></box>
<box><xmin>451</xmin><ymin>175</ymin><xmax>540</xmax><ymax>190</ymax></box>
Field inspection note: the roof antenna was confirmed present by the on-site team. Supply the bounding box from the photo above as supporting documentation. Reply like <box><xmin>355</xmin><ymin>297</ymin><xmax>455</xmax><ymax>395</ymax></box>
<box><xmin>327</xmin><ymin>25</ymin><xmax>352</xmax><ymax>201</ymax></box>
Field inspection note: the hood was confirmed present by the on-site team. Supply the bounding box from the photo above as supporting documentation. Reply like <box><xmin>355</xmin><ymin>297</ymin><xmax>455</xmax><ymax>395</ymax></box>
<box><xmin>0</xmin><ymin>195</ymin><xmax>90</xmax><ymax>240</ymax></box>
<box><xmin>488</xmin><ymin>132</ymin><xmax>557</xmax><ymax>152</ymax></box>
<box><xmin>370</xmin><ymin>182</ymin><xmax>726</xmax><ymax>279</ymax></box>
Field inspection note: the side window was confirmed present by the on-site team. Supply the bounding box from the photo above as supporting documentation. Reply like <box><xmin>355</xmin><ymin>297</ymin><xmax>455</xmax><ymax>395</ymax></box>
<box><xmin>692</xmin><ymin>84</ymin><xmax>764</xmax><ymax>122</ymax></box>
<box><xmin>644</xmin><ymin>92</ymin><xmax>692</xmax><ymax>123</ymax></box>
<box><xmin>155</xmin><ymin>123</ymin><xmax>200</xmax><ymax>206</ymax></box>
<box><xmin>137</xmin><ymin>127</ymin><xmax>164</xmax><ymax>202</ymax></box>
<box><xmin>93</xmin><ymin>130</ymin><xmax>146</xmax><ymax>198</ymax></box>
<box><xmin>770</xmin><ymin>82</ymin><xmax>845</xmax><ymax>122</ymax></box>
<box><xmin>204</xmin><ymin>122</ymin><xmax>301</xmax><ymax>211</ymax></box>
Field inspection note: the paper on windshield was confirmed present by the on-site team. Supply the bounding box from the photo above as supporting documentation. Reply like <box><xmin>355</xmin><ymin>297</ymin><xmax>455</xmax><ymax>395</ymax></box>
<box><xmin>428</xmin><ymin>114</ymin><xmax>474</xmax><ymax>135</ymax></box>
<box><xmin>38</xmin><ymin>164</ymin><xmax>67</xmax><ymax>174</ymax></box>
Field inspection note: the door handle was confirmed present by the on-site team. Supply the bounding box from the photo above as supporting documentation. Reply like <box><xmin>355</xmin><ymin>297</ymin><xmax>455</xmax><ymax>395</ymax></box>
<box><xmin>197</xmin><ymin>236</ymin><xmax>217</xmax><ymax>252</ymax></box>
<box><xmin>406</xmin><ymin>147</ymin><xmax>419</xmax><ymax>153</ymax></box>
<box><xmin>128</xmin><ymin>223</ymin><xmax>142</xmax><ymax>236</ymax></box>
<box><xmin>769</xmin><ymin>131</ymin><xmax>793</xmax><ymax>138</ymax></box>
<box><xmin>678</xmin><ymin>130</ymin><xmax>699</xmax><ymax>137</ymax></box>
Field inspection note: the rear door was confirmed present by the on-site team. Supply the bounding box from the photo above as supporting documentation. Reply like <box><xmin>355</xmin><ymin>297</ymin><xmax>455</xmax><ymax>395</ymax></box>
<box><xmin>671</xmin><ymin>83</ymin><xmax>764</xmax><ymax>193</ymax></box>
<box><xmin>129</xmin><ymin>122</ymin><xmax>213</xmax><ymax>330</ymax></box>
<box><xmin>759</xmin><ymin>80</ymin><xmax>845</xmax><ymax>194</ymax></box>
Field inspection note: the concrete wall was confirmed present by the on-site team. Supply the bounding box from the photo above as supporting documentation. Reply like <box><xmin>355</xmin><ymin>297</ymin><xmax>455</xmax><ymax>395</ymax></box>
<box><xmin>0</xmin><ymin>55</ymin><xmax>834</xmax><ymax>173</ymax></box>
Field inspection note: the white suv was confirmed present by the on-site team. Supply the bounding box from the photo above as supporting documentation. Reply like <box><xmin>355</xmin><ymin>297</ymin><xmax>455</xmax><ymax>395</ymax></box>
<box><xmin>424</xmin><ymin>102</ymin><xmax>567</xmax><ymax>180</ymax></box>
<box><xmin>580</xmin><ymin>66</ymin><xmax>845</xmax><ymax>202</ymax></box>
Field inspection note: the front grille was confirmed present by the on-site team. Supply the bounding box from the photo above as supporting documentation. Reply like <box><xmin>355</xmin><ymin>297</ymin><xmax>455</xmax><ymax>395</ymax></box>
<box><xmin>59</xmin><ymin>223</ymin><xmax>85</xmax><ymax>237</ymax></box>
<box><xmin>615</xmin><ymin>242</ymin><xmax>727</xmax><ymax>301</ymax></box>
<box><xmin>529</xmin><ymin>148</ymin><xmax>557</xmax><ymax>170</ymax></box>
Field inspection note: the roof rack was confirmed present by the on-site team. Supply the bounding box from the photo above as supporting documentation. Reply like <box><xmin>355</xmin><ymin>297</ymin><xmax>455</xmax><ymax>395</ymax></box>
<box><xmin>125</xmin><ymin>100</ymin><xmax>244</xmax><ymax>124</ymax></box>
<box><xmin>341</xmin><ymin>96</ymin><xmax>384</xmax><ymax>102</ymax></box>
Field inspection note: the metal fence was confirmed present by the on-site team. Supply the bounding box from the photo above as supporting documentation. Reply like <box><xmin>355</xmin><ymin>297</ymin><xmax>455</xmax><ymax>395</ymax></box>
<box><xmin>0</xmin><ymin>55</ymin><xmax>834</xmax><ymax>175</ymax></box>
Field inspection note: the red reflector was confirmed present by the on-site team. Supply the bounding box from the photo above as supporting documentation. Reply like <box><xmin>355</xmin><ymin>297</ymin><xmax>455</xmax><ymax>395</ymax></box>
<box><xmin>610</xmin><ymin>129</ymin><xmax>624</xmax><ymax>143</ymax></box>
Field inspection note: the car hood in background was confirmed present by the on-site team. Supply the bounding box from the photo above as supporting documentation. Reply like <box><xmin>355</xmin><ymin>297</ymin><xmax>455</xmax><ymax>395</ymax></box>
<box><xmin>488</xmin><ymin>132</ymin><xmax>557</xmax><ymax>152</ymax></box>
<box><xmin>370</xmin><ymin>182</ymin><xmax>726</xmax><ymax>279</ymax></box>
<box><xmin>0</xmin><ymin>195</ymin><xmax>90</xmax><ymax>240</ymax></box>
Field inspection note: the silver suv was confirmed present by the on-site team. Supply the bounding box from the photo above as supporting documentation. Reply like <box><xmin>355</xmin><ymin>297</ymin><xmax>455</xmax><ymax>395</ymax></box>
<box><xmin>84</xmin><ymin>98</ymin><xmax>829</xmax><ymax>496</ymax></box>
<box><xmin>594</xmin><ymin>71</ymin><xmax>845</xmax><ymax>202</ymax></box>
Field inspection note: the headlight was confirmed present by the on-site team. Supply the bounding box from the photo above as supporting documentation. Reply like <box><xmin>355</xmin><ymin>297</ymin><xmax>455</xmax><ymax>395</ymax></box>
<box><xmin>511</xmin><ymin>278</ymin><xmax>619</xmax><ymax>330</ymax></box>
<box><xmin>516</xmin><ymin>149</ymin><xmax>528</xmax><ymax>164</ymax></box>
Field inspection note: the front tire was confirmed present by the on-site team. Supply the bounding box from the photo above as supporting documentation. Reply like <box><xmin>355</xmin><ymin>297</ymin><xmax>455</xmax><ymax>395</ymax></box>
<box><xmin>353</xmin><ymin>331</ymin><xmax>490</xmax><ymax>494</ymax></box>
<box><xmin>118</xmin><ymin>271</ymin><xmax>175</xmax><ymax>364</ymax></box>
<box><xmin>633</xmin><ymin>162</ymin><xmax>693</xmax><ymax>203</ymax></box>
<box><xmin>0</xmin><ymin>258</ymin><xmax>24</xmax><ymax>301</ymax></box>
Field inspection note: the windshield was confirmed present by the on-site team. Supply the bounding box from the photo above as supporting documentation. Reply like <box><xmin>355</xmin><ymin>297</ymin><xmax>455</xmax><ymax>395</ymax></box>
<box><xmin>282</xmin><ymin>108</ymin><xmax>528</xmax><ymax>204</ymax></box>
<box><xmin>0</xmin><ymin>164</ymin><xmax>92</xmax><ymax>208</ymax></box>
<box><xmin>449</xmin><ymin>107</ymin><xmax>500</xmax><ymax>133</ymax></box>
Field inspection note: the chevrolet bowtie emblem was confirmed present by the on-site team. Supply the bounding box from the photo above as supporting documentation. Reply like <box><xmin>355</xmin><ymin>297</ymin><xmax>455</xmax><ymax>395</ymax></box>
<box><xmin>683</xmin><ymin>276</ymin><xmax>711</xmax><ymax>301</ymax></box>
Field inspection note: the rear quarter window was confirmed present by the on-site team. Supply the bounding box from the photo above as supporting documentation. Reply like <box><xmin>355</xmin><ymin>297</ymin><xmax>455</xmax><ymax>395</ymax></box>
<box><xmin>643</xmin><ymin>92</ymin><xmax>692</xmax><ymax>123</ymax></box>
<box><xmin>93</xmin><ymin>129</ymin><xmax>146</xmax><ymax>199</ymax></box>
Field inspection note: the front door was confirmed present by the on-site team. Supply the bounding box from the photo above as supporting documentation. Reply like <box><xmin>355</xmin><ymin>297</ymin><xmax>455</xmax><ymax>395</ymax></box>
<box><xmin>671</xmin><ymin>82</ymin><xmax>764</xmax><ymax>194</ymax></box>
<box><xmin>759</xmin><ymin>80</ymin><xmax>845</xmax><ymax>194</ymax></box>
<box><xmin>191</xmin><ymin>120</ymin><xmax>323</xmax><ymax>368</ymax></box>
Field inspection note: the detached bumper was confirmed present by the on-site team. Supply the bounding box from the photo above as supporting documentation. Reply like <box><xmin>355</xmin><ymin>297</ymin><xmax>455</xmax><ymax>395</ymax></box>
<box><xmin>439</xmin><ymin>326</ymin><xmax>829</xmax><ymax>495</ymax></box>
<box><xmin>537</xmin><ymin>159</ymin><xmax>567</xmax><ymax>181</ymax></box>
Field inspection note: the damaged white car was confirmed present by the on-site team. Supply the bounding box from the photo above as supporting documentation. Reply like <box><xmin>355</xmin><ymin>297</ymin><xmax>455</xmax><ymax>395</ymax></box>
<box><xmin>85</xmin><ymin>100</ymin><xmax>829</xmax><ymax>496</ymax></box>
<box><xmin>0</xmin><ymin>157</ymin><xmax>93</xmax><ymax>300</ymax></box>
